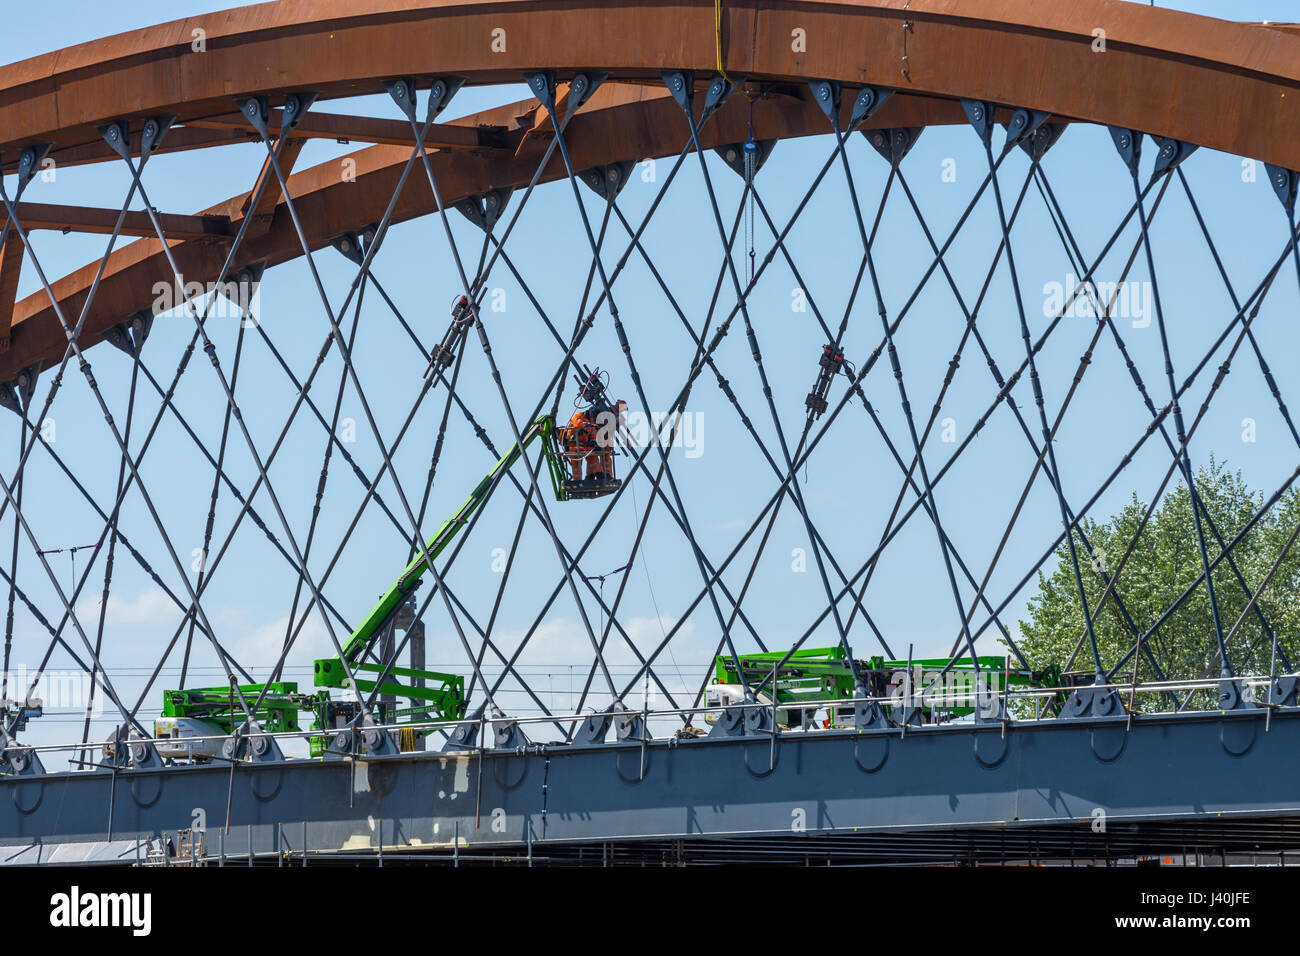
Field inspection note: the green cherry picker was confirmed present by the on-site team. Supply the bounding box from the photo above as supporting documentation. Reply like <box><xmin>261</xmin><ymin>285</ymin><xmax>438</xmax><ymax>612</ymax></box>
<box><xmin>156</xmin><ymin>338</ymin><xmax>629</xmax><ymax>760</ymax></box>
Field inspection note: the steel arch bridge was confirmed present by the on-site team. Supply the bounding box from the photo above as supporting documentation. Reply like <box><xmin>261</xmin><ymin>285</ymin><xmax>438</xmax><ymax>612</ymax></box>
<box><xmin>1</xmin><ymin>0</ymin><xmax>1300</xmax><ymax>866</ymax></box>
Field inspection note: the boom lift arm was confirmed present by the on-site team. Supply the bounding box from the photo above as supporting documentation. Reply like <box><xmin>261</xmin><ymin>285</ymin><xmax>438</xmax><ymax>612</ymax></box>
<box><xmin>312</xmin><ymin>413</ymin><xmax>568</xmax><ymax>699</ymax></box>
<box><xmin>159</xmin><ymin>413</ymin><xmax>575</xmax><ymax>758</ymax></box>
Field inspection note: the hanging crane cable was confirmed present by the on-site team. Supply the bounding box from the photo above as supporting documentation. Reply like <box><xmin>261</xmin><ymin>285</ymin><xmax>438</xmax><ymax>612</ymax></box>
<box><xmin>715</xmin><ymin>0</ymin><xmax>760</xmax><ymax>285</ymax></box>
<box><xmin>744</xmin><ymin>99</ymin><xmax>758</xmax><ymax>286</ymax></box>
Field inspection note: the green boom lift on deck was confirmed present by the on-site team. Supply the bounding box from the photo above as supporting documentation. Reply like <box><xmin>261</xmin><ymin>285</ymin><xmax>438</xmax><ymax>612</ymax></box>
<box><xmin>710</xmin><ymin>646</ymin><xmax>1062</xmax><ymax>725</ymax></box>
<box><xmin>159</xmin><ymin>413</ymin><xmax>578</xmax><ymax>757</ymax></box>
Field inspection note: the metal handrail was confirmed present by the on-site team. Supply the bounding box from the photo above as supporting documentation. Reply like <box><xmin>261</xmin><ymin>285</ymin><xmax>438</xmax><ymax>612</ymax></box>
<box><xmin>4</xmin><ymin>669</ymin><xmax>1292</xmax><ymax>764</ymax></box>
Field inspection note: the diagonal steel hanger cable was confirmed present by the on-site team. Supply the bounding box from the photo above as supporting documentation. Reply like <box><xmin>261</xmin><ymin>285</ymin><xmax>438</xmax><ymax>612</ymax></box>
<box><xmin>843</xmin><ymin>160</ymin><xmax>1042</xmax><ymax>663</ymax></box>
<box><xmin>627</xmin><ymin>98</ymin><xmax>917</xmax><ymax>708</ymax></box>
<box><xmin>226</xmin><ymin>124</ymin><xmax>501</xmax><ymax>724</ymax></box>
<box><xmin>974</xmin><ymin>110</ymin><xmax>1111</xmax><ymax>680</ymax></box>
<box><xmin>1098</xmin><ymin>240</ymin><xmax>1300</xmax><ymax>687</ymax></box>
<box><xmin>274</xmin><ymin>262</ymin><xmax>372</xmax><ymax>683</ymax></box>
<box><xmin>639</xmin><ymin>141</ymin><xmax>1159</xmax><ymax>707</ymax></box>
<box><xmin>456</xmin><ymin>448</ymin><xmax>570</xmax><ymax>726</ymax></box>
<box><xmin>748</xmin><ymin>193</ymin><xmax>1279</xmax><ymax>696</ymax></box>
<box><xmin>972</xmin><ymin>217</ymin><xmax>1300</xmax><ymax>672</ymax></box>
<box><xmin>409</xmin><ymin>238</ymin><xmax>485</xmax><ymax>564</ymax></box>
<box><xmin>462</xmin><ymin>96</ymin><xmax>861</xmax><ymax>715</ymax></box>
<box><xmin>602</xmin><ymin>173</ymin><xmax>922</xmax><ymax>715</ymax></box>
<box><xmin>252</xmin><ymin>140</ymin><xmax>707</xmax><ymax>725</ymax></box>
<box><xmin>818</xmin><ymin>88</ymin><xmax>984</xmax><ymax>685</ymax></box>
<box><xmin>929</xmin><ymin>166</ymin><xmax>1175</xmax><ymax>685</ymax></box>
<box><xmin>0</xmin><ymin>396</ymin><xmax>24</xmax><ymax>709</ymax></box>
<box><xmin>1122</xmin><ymin>142</ymin><xmax>1235</xmax><ymax>679</ymax></box>
<box><xmin>258</xmin><ymin>81</ymin><xmax>646</xmax><ymax>719</ymax></box>
<box><xmin>181</xmin><ymin>283</ymin><xmax>251</xmax><ymax>690</ymax></box>
<box><xmin>676</xmin><ymin>79</ymin><xmax>870</xmax><ymax>698</ymax></box>
<box><xmin>705</xmin><ymin>174</ymin><xmax>898</xmax><ymax>651</ymax></box>
<box><xmin>392</xmin><ymin>81</ymin><xmax>694</xmax><ymax>710</ymax></box>
<box><xmin>1</xmin><ymin>121</ymin><xmax>337</xmax><ymax>737</ymax></box>
<box><xmin>0</xmin><ymin>183</ymin><xmax>210</xmax><ymax>738</ymax></box>
<box><xmin>0</xmin><ymin>138</ymin><xmax>265</xmax><ymax>733</ymax></box>
<box><xmin>608</xmin><ymin>145</ymin><xmax>1089</xmax><ymax>704</ymax></box>
<box><xmin>156</xmin><ymin>93</ymin><xmax>502</xmax><ymax>726</ymax></box>
<box><xmin>525</xmin><ymin>72</ymin><xmax>754</xmax><ymax>704</ymax></box>
<box><xmin>564</xmin><ymin>167</ymin><xmax>880</xmax><ymax>717</ymax></box>
<box><xmin>81</xmin><ymin>329</ymin><xmax>143</xmax><ymax>756</ymax></box>
<box><xmin>717</xmin><ymin>124</ymin><xmax>1123</xmax><ymax>706</ymax></box>
<box><xmin>1172</xmin><ymin>166</ymin><xmax>1298</xmax><ymax>670</ymax></box>
<box><xmin>103</xmin><ymin>125</ymin><xmax>355</xmax><ymax>731</ymax></box>
<box><xmin>1038</xmin><ymin>163</ymin><xmax>1290</xmax><ymax>675</ymax></box>
<box><xmin>380</xmin><ymin>80</ymin><xmax>803</xmax><ymax>718</ymax></box>
<box><xmin>108</xmin><ymin>116</ymin><xmax>397</xmax><ymax>735</ymax></box>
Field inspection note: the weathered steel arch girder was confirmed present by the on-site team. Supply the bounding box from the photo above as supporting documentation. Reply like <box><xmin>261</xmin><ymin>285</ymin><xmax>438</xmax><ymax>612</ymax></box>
<box><xmin>0</xmin><ymin>0</ymin><xmax>1298</xmax><ymax>384</ymax></box>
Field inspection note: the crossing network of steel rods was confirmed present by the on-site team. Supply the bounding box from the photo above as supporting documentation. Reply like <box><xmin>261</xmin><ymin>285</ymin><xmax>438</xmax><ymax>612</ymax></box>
<box><xmin>2</xmin><ymin>75</ymin><xmax>1300</xmax><ymax>760</ymax></box>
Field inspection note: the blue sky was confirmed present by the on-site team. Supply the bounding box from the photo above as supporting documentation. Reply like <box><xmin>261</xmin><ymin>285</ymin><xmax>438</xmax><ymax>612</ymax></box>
<box><xmin>3</xmin><ymin>1</ymin><xmax>1300</xmax><ymax>752</ymax></box>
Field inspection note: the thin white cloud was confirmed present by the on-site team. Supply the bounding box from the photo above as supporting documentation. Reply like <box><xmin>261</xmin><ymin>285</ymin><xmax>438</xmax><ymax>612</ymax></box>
<box><xmin>74</xmin><ymin>585</ymin><xmax>173</xmax><ymax>627</ymax></box>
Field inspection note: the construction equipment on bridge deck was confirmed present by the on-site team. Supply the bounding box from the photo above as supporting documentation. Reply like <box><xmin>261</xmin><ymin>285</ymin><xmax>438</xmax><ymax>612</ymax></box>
<box><xmin>158</xmin><ymin>381</ymin><xmax>630</xmax><ymax>759</ymax></box>
<box><xmin>708</xmin><ymin>646</ymin><xmax>1067</xmax><ymax>728</ymax></box>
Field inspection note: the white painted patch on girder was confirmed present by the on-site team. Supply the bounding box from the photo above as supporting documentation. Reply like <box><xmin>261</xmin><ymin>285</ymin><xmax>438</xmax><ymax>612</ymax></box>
<box><xmin>452</xmin><ymin>756</ymin><xmax>470</xmax><ymax>793</ymax></box>
<box><xmin>353</xmin><ymin>761</ymin><xmax>371</xmax><ymax>793</ymax></box>
<box><xmin>340</xmin><ymin>834</ymin><xmax>371</xmax><ymax>850</ymax></box>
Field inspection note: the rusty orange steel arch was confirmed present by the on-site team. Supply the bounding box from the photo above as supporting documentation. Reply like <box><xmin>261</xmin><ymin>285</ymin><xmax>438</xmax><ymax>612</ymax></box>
<box><xmin>1</xmin><ymin>0</ymin><xmax>1299</xmax><ymax>384</ymax></box>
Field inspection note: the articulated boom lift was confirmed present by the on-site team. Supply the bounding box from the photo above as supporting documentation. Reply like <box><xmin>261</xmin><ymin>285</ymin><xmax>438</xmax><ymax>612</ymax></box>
<box><xmin>157</xmin><ymin>399</ymin><xmax>626</xmax><ymax>761</ymax></box>
<box><xmin>708</xmin><ymin>647</ymin><xmax>1064</xmax><ymax>727</ymax></box>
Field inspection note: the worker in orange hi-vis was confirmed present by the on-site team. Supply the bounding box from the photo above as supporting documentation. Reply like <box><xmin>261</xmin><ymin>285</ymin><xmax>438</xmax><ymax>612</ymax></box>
<box><xmin>566</xmin><ymin>407</ymin><xmax>604</xmax><ymax>485</ymax></box>
<box><xmin>595</xmin><ymin>399</ymin><xmax>627</xmax><ymax>480</ymax></box>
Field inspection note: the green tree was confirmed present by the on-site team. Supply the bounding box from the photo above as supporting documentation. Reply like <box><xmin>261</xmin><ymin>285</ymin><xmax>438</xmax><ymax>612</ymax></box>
<box><xmin>1014</xmin><ymin>456</ymin><xmax>1300</xmax><ymax>706</ymax></box>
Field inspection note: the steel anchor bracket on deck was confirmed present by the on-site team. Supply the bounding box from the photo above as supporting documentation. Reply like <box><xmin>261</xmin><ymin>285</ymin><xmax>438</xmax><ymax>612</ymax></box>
<box><xmin>325</xmin><ymin>714</ymin><xmax>397</xmax><ymax>759</ymax></box>
<box><xmin>0</xmin><ymin>725</ymin><xmax>43</xmax><ymax>776</ymax></box>
<box><xmin>442</xmin><ymin>705</ymin><xmax>483</xmax><ymax>753</ymax></box>
<box><xmin>570</xmin><ymin>710</ymin><xmax>611</xmax><ymax>747</ymax></box>
<box><xmin>1060</xmin><ymin>685</ymin><xmax>1127</xmax><ymax>720</ymax></box>
<box><xmin>222</xmin><ymin>720</ymin><xmax>285</xmax><ymax>764</ymax></box>
<box><xmin>102</xmin><ymin>722</ymin><xmax>162</xmax><ymax>771</ymax></box>
<box><xmin>491</xmin><ymin>706</ymin><xmax>528</xmax><ymax>750</ymax></box>
<box><xmin>1217</xmin><ymin>678</ymin><xmax>1261</xmax><ymax>712</ymax></box>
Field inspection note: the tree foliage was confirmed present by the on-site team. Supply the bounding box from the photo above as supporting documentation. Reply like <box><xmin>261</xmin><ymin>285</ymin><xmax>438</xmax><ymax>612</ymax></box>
<box><xmin>1015</xmin><ymin>457</ymin><xmax>1300</xmax><ymax>697</ymax></box>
